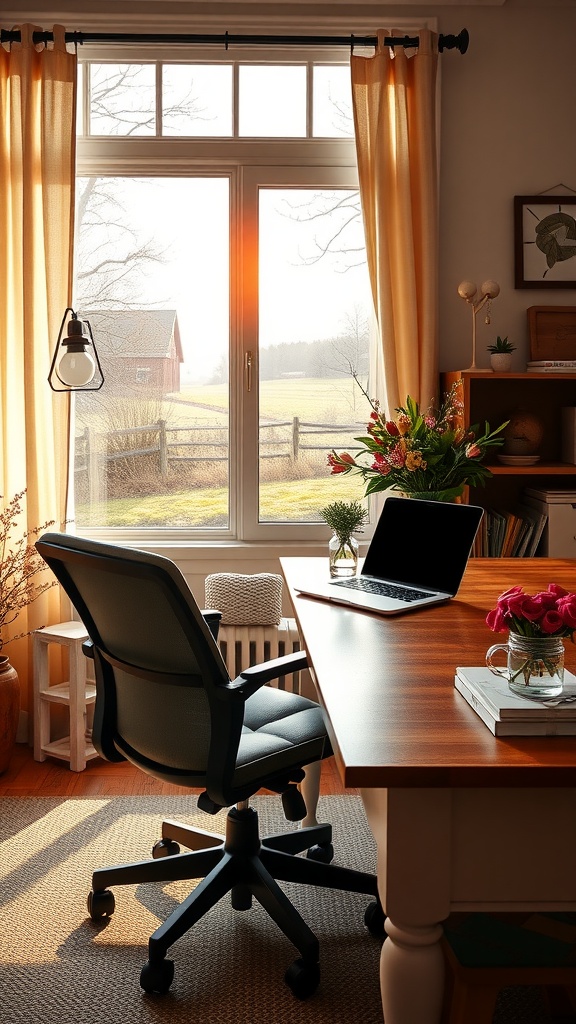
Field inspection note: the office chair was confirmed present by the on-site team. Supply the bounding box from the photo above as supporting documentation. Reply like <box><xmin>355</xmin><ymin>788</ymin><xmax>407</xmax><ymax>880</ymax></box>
<box><xmin>36</xmin><ymin>533</ymin><xmax>380</xmax><ymax>998</ymax></box>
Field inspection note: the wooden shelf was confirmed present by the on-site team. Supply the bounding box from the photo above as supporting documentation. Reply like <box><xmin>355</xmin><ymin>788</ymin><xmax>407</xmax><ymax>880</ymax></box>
<box><xmin>40</xmin><ymin>735</ymin><xmax>99</xmax><ymax>763</ymax></box>
<box><xmin>441</xmin><ymin>370</ymin><xmax>576</xmax><ymax>556</ymax></box>
<box><xmin>487</xmin><ymin>462</ymin><xmax>576</xmax><ymax>475</ymax></box>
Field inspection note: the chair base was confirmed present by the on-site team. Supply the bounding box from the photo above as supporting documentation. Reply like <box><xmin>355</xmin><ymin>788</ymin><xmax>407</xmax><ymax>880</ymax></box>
<box><xmin>88</xmin><ymin>805</ymin><xmax>380</xmax><ymax>996</ymax></box>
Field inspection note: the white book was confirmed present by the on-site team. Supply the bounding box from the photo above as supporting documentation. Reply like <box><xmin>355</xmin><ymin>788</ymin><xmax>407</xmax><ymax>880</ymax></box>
<box><xmin>528</xmin><ymin>360</ymin><xmax>576</xmax><ymax>368</ymax></box>
<box><xmin>454</xmin><ymin>667</ymin><xmax>576</xmax><ymax>736</ymax></box>
<box><xmin>526</xmin><ymin>367</ymin><xmax>576</xmax><ymax>373</ymax></box>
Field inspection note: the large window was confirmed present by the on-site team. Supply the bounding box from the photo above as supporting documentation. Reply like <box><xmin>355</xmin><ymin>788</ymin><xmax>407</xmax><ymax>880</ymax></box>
<box><xmin>74</xmin><ymin>48</ymin><xmax>373</xmax><ymax>540</ymax></box>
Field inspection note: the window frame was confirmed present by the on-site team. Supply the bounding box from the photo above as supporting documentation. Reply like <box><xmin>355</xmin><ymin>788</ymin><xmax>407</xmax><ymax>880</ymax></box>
<box><xmin>73</xmin><ymin>30</ymin><xmax>435</xmax><ymax>547</ymax></box>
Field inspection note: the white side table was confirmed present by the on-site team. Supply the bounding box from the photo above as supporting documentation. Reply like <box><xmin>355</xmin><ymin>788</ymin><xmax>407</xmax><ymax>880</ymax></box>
<box><xmin>33</xmin><ymin>621</ymin><xmax>98</xmax><ymax>772</ymax></box>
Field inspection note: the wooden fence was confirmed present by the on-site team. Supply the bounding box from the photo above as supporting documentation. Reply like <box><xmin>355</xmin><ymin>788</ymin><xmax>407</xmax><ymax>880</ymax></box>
<box><xmin>75</xmin><ymin>417</ymin><xmax>362</xmax><ymax>495</ymax></box>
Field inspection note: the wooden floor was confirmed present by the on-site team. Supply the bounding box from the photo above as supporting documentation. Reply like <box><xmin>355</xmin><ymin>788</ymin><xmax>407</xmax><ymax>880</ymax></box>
<box><xmin>0</xmin><ymin>744</ymin><xmax>352</xmax><ymax>798</ymax></box>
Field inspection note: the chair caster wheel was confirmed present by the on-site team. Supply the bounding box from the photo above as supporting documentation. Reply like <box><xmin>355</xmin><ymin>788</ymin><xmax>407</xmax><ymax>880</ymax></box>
<box><xmin>152</xmin><ymin>839</ymin><xmax>180</xmax><ymax>858</ymax></box>
<box><xmin>306</xmin><ymin>842</ymin><xmax>334</xmax><ymax>864</ymax></box>
<box><xmin>87</xmin><ymin>888</ymin><xmax>115</xmax><ymax>921</ymax></box>
<box><xmin>285</xmin><ymin>958</ymin><xmax>320</xmax><ymax>1000</ymax></box>
<box><xmin>364</xmin><ymin>899</ymin><xmax>385</xmax><ymax>937</ymax></box>
<box><xmin>140</xmin><ymin>958</ymin><xmax>175</xmax><ymax>994</ymax></box>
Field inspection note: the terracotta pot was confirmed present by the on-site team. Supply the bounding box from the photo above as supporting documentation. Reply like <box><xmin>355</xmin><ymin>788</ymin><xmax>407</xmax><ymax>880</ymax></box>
<box><xmin>0</xmin><ymin>655</ymin><xmax>20</xmax><ymax>774</ymax></box>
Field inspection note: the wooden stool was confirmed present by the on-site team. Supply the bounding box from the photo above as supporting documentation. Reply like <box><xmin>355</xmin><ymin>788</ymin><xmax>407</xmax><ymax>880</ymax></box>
<box><xmin>33</xmin><ymin>621</ymin><xmax>98</xmax><ymax>772</ymax></box>
<box><xmin>441</xmin><ymin>911</ymin><xmax>576</xmax><ymax>1024</ymax></box>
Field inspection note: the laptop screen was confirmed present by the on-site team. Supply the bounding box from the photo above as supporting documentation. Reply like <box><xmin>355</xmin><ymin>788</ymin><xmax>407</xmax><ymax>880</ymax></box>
<box><xmin>362</xmin><ymin>497</ymin><xmax>483</xmax><ymax>596</ymax></box>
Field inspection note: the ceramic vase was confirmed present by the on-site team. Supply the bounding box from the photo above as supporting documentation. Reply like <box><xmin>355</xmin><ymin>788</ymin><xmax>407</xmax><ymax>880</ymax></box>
<box><xmin>0</xmin><ymin>656</ymin><xmax>20</xmax><ymax>773</ymax></box>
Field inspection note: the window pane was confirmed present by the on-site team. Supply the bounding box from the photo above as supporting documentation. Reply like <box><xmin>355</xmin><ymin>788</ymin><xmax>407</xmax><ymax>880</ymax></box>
<box><xmin>313</xmin><ymin>65</ymin><xmax>354</xmax><ymax>138</ymax></box>
<box><xmin>89</xmin><ymin>64</ymin><xmax>156</xmax><ymax>135</ymax></box>
<box><xmin>74</xmin><ymin>177</ymin><xmax>230</xmax><ymax>530</ymax></box>
<box><xmin>258</xmin><ymin>189</ymin><xmax>371</xmax><ymax>524</ymax></box>
<box><xmin>162</xmin><ymin>64</ymin><xmax>233</xmax><ymax>136</ymax></box>
<box><xmin>239</xmin><ymin>66</ymin><xmax>306</xmax><ymax>137</ymax></box>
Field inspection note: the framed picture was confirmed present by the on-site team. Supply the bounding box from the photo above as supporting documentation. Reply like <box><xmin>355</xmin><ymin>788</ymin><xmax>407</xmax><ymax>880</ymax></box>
<box><xmin>514</xmin><ymin>194</ymin><xmax>576</xmax><ymax>289</ymax></box>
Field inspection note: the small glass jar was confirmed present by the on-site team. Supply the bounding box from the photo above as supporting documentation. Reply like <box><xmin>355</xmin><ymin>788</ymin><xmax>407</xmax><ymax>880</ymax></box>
<box><xmin>328</xmin><ymin>533</ymin><xmax>359</xmax><ymax>578</ymax></box>
<box><xmin>486</xmin><ymin>631</ymin><xmax>565</xmax><ymax>699</ymax></box>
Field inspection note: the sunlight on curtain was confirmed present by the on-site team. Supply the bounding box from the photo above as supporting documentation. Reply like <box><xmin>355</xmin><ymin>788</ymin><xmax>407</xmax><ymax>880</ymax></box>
<box><xmin>351</xmin><ymin>29</ymin><xmax>439</xmax><ymax>414</ymax></box>
<box><xmin>0</xmin><ymin>24</ymin><xmax>75</xmax><ymax>706</ymax></box>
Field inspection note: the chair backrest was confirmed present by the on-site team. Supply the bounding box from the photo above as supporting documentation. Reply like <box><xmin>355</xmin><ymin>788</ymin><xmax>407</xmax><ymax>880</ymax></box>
<box><xmin>35</xmin><ymin>533</ymin><xmax>241</xmax><ymax>796</ymax></box>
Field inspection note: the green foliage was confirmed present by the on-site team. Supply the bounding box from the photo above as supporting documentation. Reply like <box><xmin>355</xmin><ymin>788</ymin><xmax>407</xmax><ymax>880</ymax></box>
<box><xmin>319</xmin><ymin>500</ymin><xmax>368</xmax><ymax>543</ymax></box>
<box><xmin>487</xmin><ymin>336</ymin><xmax>515</xmax><ymax>354</ymax></box>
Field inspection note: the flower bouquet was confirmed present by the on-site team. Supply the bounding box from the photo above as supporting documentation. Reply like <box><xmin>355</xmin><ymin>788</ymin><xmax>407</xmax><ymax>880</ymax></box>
<box><xmin>486</xmin><ymin>584</ymin><xmax>576</xmax><ymax>639</ymax></box>
<box><xmin>328</xmin><ymin>379</ymin><xmax>507</xmax><ymax>502</ymax></box>
<box><xmin>486</xmin><ymin>584</ymin><xmax>576</xmax><ymax>695</ymax></box>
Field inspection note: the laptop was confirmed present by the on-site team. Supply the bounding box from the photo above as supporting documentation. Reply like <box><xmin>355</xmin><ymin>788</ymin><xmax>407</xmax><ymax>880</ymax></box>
<box><xmin>295</xmin><ymin>496</ymin><xmax>484</xmax><ymax>616</ymax></box>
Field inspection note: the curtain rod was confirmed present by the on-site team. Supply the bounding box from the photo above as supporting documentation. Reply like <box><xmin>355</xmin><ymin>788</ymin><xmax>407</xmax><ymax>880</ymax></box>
<box><xmin>0</xmin><ymin>28</ymin><xmax>469</xmax><ymax>54</ymax></box>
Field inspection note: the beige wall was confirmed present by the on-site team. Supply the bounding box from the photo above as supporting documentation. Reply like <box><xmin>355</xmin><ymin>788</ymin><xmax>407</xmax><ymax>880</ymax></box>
<box><xmin>437</xmin><ymin>2</ymin><xmax>576</xmax><ymax>372</ymax></box>
<box><xmin>4</xmin><ymin>1</ymin><xmax>576</xmax><ymax>587</ymax></box>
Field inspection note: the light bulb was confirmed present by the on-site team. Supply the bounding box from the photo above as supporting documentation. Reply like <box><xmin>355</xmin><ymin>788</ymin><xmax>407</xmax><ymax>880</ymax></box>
<box><xmin>57</xmin><ymin>349</ymin><xmax>96</xmax><ymax>388</ymax></box>
<box><xmin>481</xmin><ymin>279</ymin><xmax>500</xmax><ymax>299</ymax></box>
<box><xmin>457</xmin><ymin>281</ymin><xmax>477</xmax><ymax>300</ymax></box>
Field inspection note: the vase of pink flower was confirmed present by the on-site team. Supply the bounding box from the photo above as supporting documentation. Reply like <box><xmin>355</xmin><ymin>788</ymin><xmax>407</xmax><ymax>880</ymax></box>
<box><xmin>485</xmin><ymin>584</ymin><xmax>576</xmax><ymax>699</ymax></box>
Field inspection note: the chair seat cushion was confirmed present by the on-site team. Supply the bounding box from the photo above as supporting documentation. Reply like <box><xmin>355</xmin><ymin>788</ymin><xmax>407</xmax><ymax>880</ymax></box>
<box><xmin>234</xmin><ymin>685</ymin><xmax>329</xmax><ymax>784</ymax></box>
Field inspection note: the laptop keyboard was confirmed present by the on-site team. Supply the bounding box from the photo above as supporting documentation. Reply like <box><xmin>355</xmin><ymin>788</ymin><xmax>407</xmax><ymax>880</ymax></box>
<box><xmin>330</xmin><ymin>577</ymin><xmax>432</xmax><ymax>603</ymax></box>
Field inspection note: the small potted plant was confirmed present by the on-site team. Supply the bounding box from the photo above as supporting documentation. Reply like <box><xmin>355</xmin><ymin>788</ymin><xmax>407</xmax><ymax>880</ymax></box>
<box><xmin>319</xmin><ymin>499</ymin><xmax>368</xmax><ymax>578</ymax></box>
<box><xmin>487</xmin><ymin>336</ymin><xmax>515</xmax><ymax>372</ymax></box>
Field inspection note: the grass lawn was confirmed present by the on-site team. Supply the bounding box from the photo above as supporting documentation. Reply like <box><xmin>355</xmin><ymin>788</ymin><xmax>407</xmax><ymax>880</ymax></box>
<box><xmin>177</xmin><ymin>377</ymin><xmax>369</xmax><ymax>424</ymax></box>
<box><xmin>77</xmin><ymin>474</ymin><xmax>365</xmax><ymax>528</ymax></box>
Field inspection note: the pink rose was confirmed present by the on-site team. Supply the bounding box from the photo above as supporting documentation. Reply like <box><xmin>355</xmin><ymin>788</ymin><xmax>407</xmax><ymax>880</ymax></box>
<box><xmin>539</xmin><ymin>610</ymin><xmax>565</xmax><ymax>635</ymax></box>
<box><xmin>557</xmin><ymin>594</ymin><xmax>576</xmax><ymax>629</ymax></box>
<box><xmin>532</xmin><ymin>591</ymin><xmax>558</xmax><ymax>611</ymax></box>
<box><xmin>548</xmin><ymin>583</ymin><xmax>569</xmax><ymax>599</ymax></box>
<box><xmin>505</xmin><ymin>594</ymin><xmax>543</xmax><ymax>622</ymax></box>
<box><xmin>486</xmin><ymin>607</ymin><xmax>507</xmax><ymax>632</ymax></box>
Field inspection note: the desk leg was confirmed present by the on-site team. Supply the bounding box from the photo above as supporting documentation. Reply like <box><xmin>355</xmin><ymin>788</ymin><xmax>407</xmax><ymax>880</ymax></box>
<box><xmin>361</xmin><ymin>787</ymin><xmax>451</xmax><ymax>1024</ymax></box>
<box><xmin>380</xmin><ymin>918</ymin><xmax>444</xmax><ymax>1024</ymax></box>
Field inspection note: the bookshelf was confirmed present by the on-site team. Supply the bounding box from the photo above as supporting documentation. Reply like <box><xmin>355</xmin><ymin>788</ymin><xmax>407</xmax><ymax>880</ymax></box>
<box><xmin>441</xmin><ymin>370</ymin><xmax>576</xmax><ymax>556</ymax></box>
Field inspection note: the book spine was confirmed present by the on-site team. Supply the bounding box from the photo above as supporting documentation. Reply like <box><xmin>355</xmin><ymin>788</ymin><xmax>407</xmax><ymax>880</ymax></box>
<box><xmin>454</xmin><ymin>676</ymin><xmax>498</xmax><ymax>732</ymax></box>
<box><xmin>528</xmin><ymin>360</ymin><xmax>576</xmax><ymax>367</ymax></box>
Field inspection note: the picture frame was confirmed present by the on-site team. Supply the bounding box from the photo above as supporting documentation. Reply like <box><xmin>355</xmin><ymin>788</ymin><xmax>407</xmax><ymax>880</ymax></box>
<box><xmin>514</xmin><ymin>194</ymin><xmax>576</xmax><ymax>289</ymax></box>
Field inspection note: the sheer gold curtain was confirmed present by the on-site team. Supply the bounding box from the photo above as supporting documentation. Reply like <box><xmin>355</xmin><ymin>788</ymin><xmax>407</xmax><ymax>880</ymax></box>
<box><xmin>0</xmin><ymin>25</ymin><xmax>75</xmax><ymax>709</ymax></box>
<box><xmin>351</xmin><ymin>29</ymin><xmax>439</xmax><ymax>413</ymax></box>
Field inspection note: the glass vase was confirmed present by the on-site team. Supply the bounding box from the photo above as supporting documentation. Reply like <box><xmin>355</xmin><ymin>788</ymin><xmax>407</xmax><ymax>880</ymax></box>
<box><xmin>328</xmin><ymin>533</ymin><xmax>358</xmax><ymax>578</ymax></box>
<box><xmin>486</xmin><ymin>631</ymin><xmax>565</xmax><ymax>699</ymax></box>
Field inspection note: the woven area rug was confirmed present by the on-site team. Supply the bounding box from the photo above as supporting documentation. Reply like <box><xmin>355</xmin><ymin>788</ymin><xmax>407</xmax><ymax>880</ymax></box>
<box><xmin>0</xmin><ymin>795</ymin><xmax>565</xmax><ymax>1024</ymax></box>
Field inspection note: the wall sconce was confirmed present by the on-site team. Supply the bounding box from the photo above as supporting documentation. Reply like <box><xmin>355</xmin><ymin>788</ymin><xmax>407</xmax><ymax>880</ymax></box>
<box><xmin>48</xmin><ymin>308</ymin><xmax>104</xmax><ymax>392</ymax></box>
<box><xmin>457</xmin><ymin>280</ymin><xmax>500</xmax><ymax>372</ymax></box>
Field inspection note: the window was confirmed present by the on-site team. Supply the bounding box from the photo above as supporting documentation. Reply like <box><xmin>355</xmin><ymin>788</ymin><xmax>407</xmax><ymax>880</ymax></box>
<box><xmin>74</xmin><ymin>46</ymin><xmax>375</xmax><ymax>541</ymax></box>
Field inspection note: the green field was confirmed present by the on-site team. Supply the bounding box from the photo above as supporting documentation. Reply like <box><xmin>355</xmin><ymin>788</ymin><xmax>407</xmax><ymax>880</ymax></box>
<box><xmin>77</xmin><ymin>474</ymin><xmax>365</xmax><ymax>528</ymax></box>
<box><xmin>177</xmin><ymin>376</ymin><xmax>370</xmax><ymax>424</ymax></box>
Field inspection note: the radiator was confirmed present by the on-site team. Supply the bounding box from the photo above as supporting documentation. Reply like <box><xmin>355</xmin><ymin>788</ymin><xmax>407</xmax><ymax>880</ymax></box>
<box><xmin>217</xmin><ymin>617</ymin><xmax>302</xmax><ymax>693</ymax></box>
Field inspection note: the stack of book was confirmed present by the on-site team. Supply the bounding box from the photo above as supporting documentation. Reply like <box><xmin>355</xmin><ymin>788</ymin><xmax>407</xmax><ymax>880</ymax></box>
<box><xmin>455</xmin><ymin>666</ymin><xmax>576</xmax><ymax>736</ymax></box>
<box><xmin>472</xmin><ymin>503</ymin><xmax>547</xmax><ymax>557</ymax></box>
<box><xmin>526</xmin><ymin>360</ymin><xmax>576</xmax><ymax>373</ymax></box>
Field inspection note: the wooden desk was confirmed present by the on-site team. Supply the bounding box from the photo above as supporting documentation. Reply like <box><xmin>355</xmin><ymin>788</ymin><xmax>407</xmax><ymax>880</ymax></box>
<box><xmin>281</xmin><ymin>557</ymin><xmax>576</xmax><ymax>1024</ymax></box>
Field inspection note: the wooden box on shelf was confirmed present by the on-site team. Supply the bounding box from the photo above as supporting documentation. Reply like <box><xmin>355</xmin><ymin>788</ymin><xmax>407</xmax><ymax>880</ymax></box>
<box><xmin>441</xmin><ymin>370</ymin><xmax>576</xmax><ymax>555</ymax></box>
